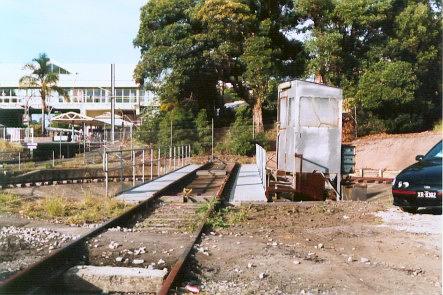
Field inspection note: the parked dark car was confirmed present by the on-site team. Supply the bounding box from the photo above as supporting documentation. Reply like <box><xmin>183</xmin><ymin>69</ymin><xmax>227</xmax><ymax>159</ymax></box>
<box><xmin>392</xmin><ymin>140</ymin><xmax>442</xmax><ymax>213</ymax></box>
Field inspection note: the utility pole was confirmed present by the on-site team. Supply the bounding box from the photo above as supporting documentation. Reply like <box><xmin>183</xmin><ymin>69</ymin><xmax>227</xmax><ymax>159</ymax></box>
<box><xmin>111</xmin><ymin>64</ymin><xmax>115</xmax><ymax>143</ymax></box>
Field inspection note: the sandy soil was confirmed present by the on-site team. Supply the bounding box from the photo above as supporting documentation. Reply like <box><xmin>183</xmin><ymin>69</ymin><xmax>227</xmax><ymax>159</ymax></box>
<box><xmin>352</xmin><ymin>131</ymin><xmax>441</xmax><ymax>171</ymax></box>
<box><xmin>178</xmin><ymin>184</ymin><xmax>442</xmax><ymax>295</ymax></box>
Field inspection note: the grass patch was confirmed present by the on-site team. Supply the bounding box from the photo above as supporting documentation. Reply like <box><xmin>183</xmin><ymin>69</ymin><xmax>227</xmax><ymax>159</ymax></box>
<box><xmin>8</xmin><ymin>195</ymin><xmax>133</xmax><ymax>225</ymax></box>
<box><xmin>0</xmin><ymin>140</ymin><xmax>23</xmax><ymax>152</ymax></box>
<box><xmin>0</xmin><ymin>193</ymin><xmax>23</xmax><ymax>213</ymax></box>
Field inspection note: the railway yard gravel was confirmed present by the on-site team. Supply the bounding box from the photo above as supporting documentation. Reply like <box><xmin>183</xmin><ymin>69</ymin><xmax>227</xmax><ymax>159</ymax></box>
<box><xmin>177</xmin><ymin>185</ymin><xmax>441</xmax><ymax>295</ymax></box>
<box><xmin>0</xmin><ymin>214</ymin><xmax>89</xmax><ymax>281</ymax></box>
<box><xmin>0</xmin><ymin>181</ymin><xmax>441</xmax><ymax>294</ymax></box>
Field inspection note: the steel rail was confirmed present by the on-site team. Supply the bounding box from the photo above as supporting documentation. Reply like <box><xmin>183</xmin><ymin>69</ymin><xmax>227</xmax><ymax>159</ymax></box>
<box><xmin>349</xmin><ymin>176</ymin><xmax>394</xmax><ymax>184</ymax></box>
<box><xmin>157</xmin><ymin>163</ymin><xmax>239</xmax><ymax>295</ymax></box>
<box><xmin>0</xmin><ymin>162</ymin><xmax>210</xmax><ymax>295</ymax></box>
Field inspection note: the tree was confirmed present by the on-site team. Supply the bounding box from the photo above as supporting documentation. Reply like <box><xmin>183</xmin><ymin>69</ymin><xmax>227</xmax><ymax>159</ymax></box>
<box><xmin>297</xmin><ymin>0</ymin><xmax>441</xmax><ymax>134</ymax></box>
<box><xmin>356</xmin><ymin>61</ymin><xmax>420</xmax><ymax>132</ymax></box>
<box><xmin>19</xmin><ymin>53</ymin><xmax>67</xmax><ymax>135</ymax></box>
<box><xmin>241</xmin><ymin>34</ymin><xmax>276</xmax><ymax>131</ymax></box>
<box><xmin>133</xmin><ymin>0</ymin><xmax>219</xmax><ymax>112</ymax></box>
<box><xmin>134</xmin><ymin>0</ymin><xmax>306</xmax><ymax>132</ymax></box>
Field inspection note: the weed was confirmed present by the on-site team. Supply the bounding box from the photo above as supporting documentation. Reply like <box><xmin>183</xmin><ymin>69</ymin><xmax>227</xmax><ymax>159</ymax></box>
<box><xmin>226</xmin><ymin>207</ymin><xmax>249</xmax><ymax>224</ymax></box>
<box><xmin>44</xmin><ymin>163</ymin><xmax>54</xmax><ymax>169</ymax></box>
<box><xmin>205</xmin><ymin>206</ymin><xmax>250</xmax><ymax>230</ymax></box>
<box><xmin>195</xmin><ymin>198</ymin><xmax>217</xmax><ymax>216</ymax></box>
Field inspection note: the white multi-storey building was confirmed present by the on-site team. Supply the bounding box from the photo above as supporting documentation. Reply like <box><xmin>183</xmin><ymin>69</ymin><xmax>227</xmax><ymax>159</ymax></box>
<box><xmin>0</xmin><ymin>63</ymin><xmax>155</xmax><ymax>123</ymax></box>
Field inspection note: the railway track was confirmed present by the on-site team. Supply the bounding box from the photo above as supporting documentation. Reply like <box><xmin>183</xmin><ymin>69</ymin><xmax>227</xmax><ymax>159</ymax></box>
<box><xmin>0</xmin><ymin>161</ymin><xmax>238</xmax><ymax>294</ymax></box>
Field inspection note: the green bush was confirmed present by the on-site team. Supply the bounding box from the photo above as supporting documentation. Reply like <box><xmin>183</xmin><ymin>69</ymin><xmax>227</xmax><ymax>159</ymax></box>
<box><xmin>134</xmin><ymin>110</ymin><xmax>161</xmax><ymax>145</ymax></box>
<box><xmin>193</xmin><ymin>109</ymin><xmax>212</xmax><ymax>154</ymax></box>
<box><xmin>158</xmin><ymin>107</ymin><xmax>197</xmax><ymax>147</ymax></box>
<box><xmin>221</xmin><ymin>106</ymin><xmax>268</xmax><ymax>156</ymax></box>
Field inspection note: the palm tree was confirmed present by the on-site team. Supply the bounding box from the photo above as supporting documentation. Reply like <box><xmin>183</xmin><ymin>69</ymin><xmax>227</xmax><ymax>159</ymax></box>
<box><xmin>19</xmin><ymin>53</ymin><xmax>68</xmax><ymax>135</ymax></box>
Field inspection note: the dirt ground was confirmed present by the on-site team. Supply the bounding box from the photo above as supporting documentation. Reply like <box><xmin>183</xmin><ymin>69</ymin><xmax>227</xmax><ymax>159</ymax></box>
<box><xmin>178</xmin><ymin>184</ymin><xmax>442</xmax><ymax>295</ymax></box>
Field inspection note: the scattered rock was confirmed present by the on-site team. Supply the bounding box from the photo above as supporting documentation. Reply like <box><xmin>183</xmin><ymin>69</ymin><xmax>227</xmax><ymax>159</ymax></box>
<box><xmin>360</xmin><ymin>257</ymin><xmax>370</xmax><ymax>263</ymax></box>
<box><xmin>185</xmin><ymin>284</ymin><xmax>200</xmax><ymax>293</ymax></box>
<box><xmin>132</xmin><ymin>259</ymin><xmax>144</xmax><ymax>265</ymax></box>
<box><xmin>259</xmin><ymin>272</ymin><xmax>267</xmax><ymax>280</ymax></box>
<box><xmin>115</xmin><ymin>257</ymin><xmax>123</xmax><ymax>262</ymax></box>
<box><xmin>108</xmin><ymin>241</ymin><xmax>120</xmax><ymax>250</ymax></box>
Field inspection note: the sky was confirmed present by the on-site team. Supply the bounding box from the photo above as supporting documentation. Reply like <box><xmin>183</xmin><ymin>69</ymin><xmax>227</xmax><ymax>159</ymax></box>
<box><xmin>0</xmin><ymin>0</ymin><xmax>147</xmax><ymax>64</ymax></box>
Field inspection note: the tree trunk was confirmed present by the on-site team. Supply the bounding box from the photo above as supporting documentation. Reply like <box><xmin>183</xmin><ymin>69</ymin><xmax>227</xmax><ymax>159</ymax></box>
<box><xmin>253</xmin><ymin>98</ymin><xmax>264</xmax><ymax>134</ymax></box>
<box><xmin>41</xmin><ymin>96</ymin><xmax>46</xmax><ymax>136</ymax></box>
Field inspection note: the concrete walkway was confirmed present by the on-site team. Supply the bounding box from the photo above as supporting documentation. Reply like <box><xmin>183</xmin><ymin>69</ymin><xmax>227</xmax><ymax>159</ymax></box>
<box><xmin>116</xmin><ymin>164</ymin><xmax>202</xmax><ymax>204</ymax></box>
<box><xmin>230</xmin><ymin>164</ymin><xmax>267</xmax><ymax>203</ymax></box>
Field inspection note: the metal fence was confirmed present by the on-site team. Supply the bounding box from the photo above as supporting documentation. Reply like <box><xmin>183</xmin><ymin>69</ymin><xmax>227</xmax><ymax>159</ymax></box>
<box><xmin>0</xmin><ymin>127</ymin><xmax>34</xmax><ymax>143</ymax></box>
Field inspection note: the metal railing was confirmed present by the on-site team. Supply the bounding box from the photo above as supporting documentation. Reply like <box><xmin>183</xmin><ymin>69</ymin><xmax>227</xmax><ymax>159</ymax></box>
<box><xmin>0</xmin><ymin>95</ymin><xmax>151</xmax><ymax>106</ymax></box>
<box><xmin>103</xmin><ymin>144</ymin><xmax>192</xmax><ymax>197</ymax></box>
<box><xmin>255</xmin><ymin>144</ymin><xmax>266</xmax><ymax>189</ymax></box>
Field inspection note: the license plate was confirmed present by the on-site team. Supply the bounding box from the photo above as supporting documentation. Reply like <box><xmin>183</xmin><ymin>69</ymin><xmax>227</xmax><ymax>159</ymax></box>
<box><xmin>417</xmin><ymin>191</ymin><xmax>437</xmax><ymax>198</ymax></box>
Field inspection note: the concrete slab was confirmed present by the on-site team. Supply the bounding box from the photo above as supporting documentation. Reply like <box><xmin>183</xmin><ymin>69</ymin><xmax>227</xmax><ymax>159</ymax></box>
<box><xmin>116</xmin><ymin>164</ymin><xmax>202</xmax><ymax>204</ymax></box>
<box><xmin>230</xmin><ymin>164</ymin><xmax>267</xmax><ymax>203</ymax></box>
<box><xmin>63</xmin><ymin>265</ymin><xmax>167</xmax><ymax>293</ymax></box>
